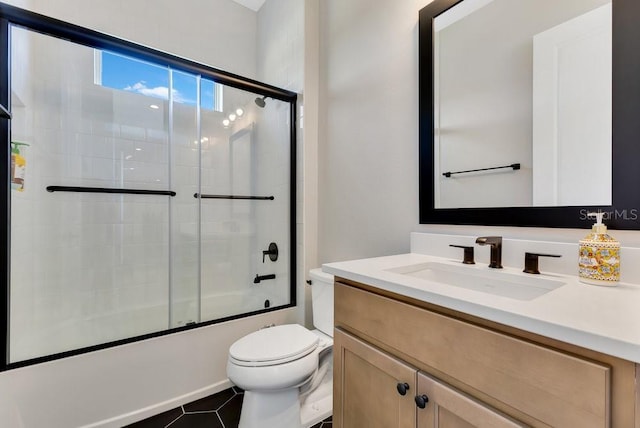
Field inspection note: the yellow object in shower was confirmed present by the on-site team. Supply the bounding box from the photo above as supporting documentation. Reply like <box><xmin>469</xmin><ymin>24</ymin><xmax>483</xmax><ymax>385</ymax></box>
<box><xmin>11</xmin><ymin>141</ymin><xmax>29</xmax><ymax>192</ymax></box>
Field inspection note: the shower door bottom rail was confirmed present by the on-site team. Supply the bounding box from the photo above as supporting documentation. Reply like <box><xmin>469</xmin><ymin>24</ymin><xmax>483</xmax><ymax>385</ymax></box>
<box><xmin>194</xmin><ymin>193</ymin><xmax>274</xmax><ymax>200</ymax></box>
<box><xmin>46</xmin><ymin>186</ymin><xmax>177</xmax><ymax>196</ymax></box>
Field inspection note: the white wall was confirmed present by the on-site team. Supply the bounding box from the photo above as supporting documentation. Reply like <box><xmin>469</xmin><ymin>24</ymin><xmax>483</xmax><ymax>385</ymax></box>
<box><xmin>317</xmin><ymin>0</ymin><xmax>640</xmax><ymax>266</ymax></box>
<box><xmin>22</xmin><ymin>0</ymin><xmax>258</xmax><ymax>79</ymax></box>
<box><xmin>255</xmin><ymin>0</ymin><xmax>307</xmax><ymax>321</ymax></box>
<box><xmin>1</xmin><ymin>0</ymin><xmax>305</xmax><ymax>427</ymax></box>
<box><xmin>302</xmin><ymin>0</ymin><xmax>321</xmax><ymax>327</ymax></box>
<box><xmin>318</xmin><ymin>0</ymin><xmax>424</xmax><ymax>262</ymax></box>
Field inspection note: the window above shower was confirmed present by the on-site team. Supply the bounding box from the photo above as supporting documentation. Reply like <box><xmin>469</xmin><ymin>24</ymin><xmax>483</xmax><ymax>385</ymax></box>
<box><xmin>1</xmin><ymin>4</ymin><xmax>297</xmax><ymax>370</ymax></box>
<box><xmin>94</xmin><ymin>51</ymin><xmax>224</xmax><ymax>112</ymax></box>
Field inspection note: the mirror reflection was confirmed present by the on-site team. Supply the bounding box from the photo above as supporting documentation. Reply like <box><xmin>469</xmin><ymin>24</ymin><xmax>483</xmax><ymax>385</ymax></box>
<box><xmin>433</xmin><ymin>0</ymin><xmax>612</xmax><ymax>209</ymax></box>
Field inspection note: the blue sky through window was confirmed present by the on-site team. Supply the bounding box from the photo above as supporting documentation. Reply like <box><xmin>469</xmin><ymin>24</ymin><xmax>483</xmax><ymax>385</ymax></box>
<box><xmin>99</xmin><ymin>51</ymin><xmax>218</xmax><ymax>110</ymax></box>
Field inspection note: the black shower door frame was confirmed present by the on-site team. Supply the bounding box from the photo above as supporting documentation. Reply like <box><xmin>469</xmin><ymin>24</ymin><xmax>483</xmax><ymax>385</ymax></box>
<box><xmin>0</xmin><ymin>2</ymin><xmax>297</xmax><ymax>371</ymax></box>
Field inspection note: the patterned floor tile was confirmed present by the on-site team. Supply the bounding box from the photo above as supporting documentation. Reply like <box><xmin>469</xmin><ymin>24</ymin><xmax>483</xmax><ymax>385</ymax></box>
<box><xmin>128</xmin><ymin>387</ymin><xmax>331</xmax><ymax>428</ymax></box>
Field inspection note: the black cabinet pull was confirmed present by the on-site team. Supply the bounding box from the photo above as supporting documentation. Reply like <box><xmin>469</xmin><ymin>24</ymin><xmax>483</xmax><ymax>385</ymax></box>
<box><xmin>396</xmin><ymin>382</ymin><xmax>410</xmax><ymax>396</ymax></box>
<box><xmin>415</xmin><ymin>394</ymin><xmax>429</xmax><ymax>409</ymax></box>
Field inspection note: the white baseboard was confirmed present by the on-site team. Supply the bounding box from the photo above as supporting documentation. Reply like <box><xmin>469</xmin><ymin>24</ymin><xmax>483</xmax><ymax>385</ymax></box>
<box><xmin>79</xmin><ymin>379</ymin><xmax>233</xmax><ymax>428</ymax></box>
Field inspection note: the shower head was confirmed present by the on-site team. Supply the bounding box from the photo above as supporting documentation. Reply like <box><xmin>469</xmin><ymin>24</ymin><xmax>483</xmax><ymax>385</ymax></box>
<box><xmin>255</xmin><ymin>96</ymin><xmax>266</xmax><ymax>108</ymax></box>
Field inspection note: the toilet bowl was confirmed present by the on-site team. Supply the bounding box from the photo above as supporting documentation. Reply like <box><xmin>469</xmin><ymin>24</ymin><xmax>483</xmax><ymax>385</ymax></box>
<box><xmin>226</xmin><ymin>268</ymin><xmax>334</xmax><ymax>428</ymax></box>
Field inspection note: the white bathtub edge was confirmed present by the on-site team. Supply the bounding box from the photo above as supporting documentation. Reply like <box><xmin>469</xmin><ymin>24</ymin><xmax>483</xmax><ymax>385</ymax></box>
<box><xmin>78</xmin><ymin>379</ymin><xmax>234</xmax><ymax>428</ymax></box>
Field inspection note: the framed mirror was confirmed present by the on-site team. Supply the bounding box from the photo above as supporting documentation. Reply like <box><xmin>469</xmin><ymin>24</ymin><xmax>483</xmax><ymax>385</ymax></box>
<box><xmin>419</xmin><ymin>0</ymin><xmax>640</xmax><ymax>229</ymax></box>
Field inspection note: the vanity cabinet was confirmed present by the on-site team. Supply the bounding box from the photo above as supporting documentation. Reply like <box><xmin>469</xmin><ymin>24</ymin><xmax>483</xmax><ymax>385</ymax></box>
<box><xmin>333</xmin><ymin>279</ymin><xmax>639</xmax><ymax>428</ymax></box>
<box><xmin>335</xmin><ymin>328</ymin><xmax>525</xmax><ymax>428</ymax></box>
<box><xmin>334</xmin><ymin>329</ymin><xmax>416</xmax><ymax>428</ymax></box>
<box><xmin>416</xmin><ymin>372</ymin><xmax>525</xmax><ymax>428</ymax></box>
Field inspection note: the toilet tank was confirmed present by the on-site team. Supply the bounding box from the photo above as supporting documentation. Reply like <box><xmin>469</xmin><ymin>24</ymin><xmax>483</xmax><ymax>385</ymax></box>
<box><xmin>309</xmin><ymin>268</ymin><xmax>334</xmax><ymax>337</ymax></box>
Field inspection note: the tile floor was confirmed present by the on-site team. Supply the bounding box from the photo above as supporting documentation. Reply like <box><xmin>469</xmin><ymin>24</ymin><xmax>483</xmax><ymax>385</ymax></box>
<box><xmin>125</xmin><ymin>386</ymin><xmax>332</xmax><ymax>428</ymax></box>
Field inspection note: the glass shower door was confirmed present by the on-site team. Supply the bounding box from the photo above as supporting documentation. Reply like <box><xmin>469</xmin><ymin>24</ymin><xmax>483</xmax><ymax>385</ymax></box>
<box><xmin>4</xmin><ymin>12</ymin><xmax>296</xmax><ymax>367</ymax></box>
<box><xmin>9</xmin><ymin>27</ymin><xmax>172</xmax><ymax>362</ymax></box>
<box><xmin>168</xmin><ymin>70</ymin><xmax>200</xmax><ymax>329</ymax></box>
<box><xmin>199</xmin><ymin>87</ymin><xmax>293</xmax><ymax>322</ymax></box>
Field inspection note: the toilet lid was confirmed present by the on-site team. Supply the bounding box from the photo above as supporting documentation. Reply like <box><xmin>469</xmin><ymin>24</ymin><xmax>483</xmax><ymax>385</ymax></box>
<box><xmin>229</xmin><ymin>324</ymin><xmax>319</xmax><ymax>365</ymax></box>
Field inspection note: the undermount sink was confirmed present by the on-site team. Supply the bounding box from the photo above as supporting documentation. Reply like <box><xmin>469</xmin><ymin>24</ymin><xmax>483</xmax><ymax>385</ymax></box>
<box><xmin>386</xmin><ymin>262</ymin><xmax>565</xmax><ymax>301</ymax></box>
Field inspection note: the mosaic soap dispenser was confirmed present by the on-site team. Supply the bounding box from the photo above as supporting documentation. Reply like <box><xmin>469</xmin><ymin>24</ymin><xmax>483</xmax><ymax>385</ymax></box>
<box><xmin>578</xmin><ymin>212</ymin><xmax>620</xmax><ymax>286</ymax></box>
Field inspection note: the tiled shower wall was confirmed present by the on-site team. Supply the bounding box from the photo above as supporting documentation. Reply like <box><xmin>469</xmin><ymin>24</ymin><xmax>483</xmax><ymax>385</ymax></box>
<box><xmin>9</xmin><ymin>25</ymin><xmax>292</xmax><ymax>363</ymax></box>
<box><xmin>257</xmin><ymin>0</ymin><xmax>305</xmax><ymax>317</ymax></box>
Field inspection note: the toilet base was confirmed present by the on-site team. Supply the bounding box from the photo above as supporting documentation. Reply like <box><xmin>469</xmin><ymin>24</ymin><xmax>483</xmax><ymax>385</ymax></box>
<box><xmin>239</xmin><ymin>388</ymin><xmax>301</xmax><ymax>428</ymax></box>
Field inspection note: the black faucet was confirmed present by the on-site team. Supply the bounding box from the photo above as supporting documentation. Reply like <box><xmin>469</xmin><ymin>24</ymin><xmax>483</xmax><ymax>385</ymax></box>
<box><xmin>475</xmin><ymin>236</ymin><xmax>503</xmax><ymax>269</ymax></box>
<box><xmin>254</xmin><ymin>274</ymin><xmax>276</xmax><ymax>284</ymax></box>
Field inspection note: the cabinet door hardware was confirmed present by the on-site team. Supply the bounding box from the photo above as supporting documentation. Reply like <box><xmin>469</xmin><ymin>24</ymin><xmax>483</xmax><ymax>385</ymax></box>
<box><xmin>415</xmin><ymin>394</ymin><xmax>429</xmax><ymax>409</ymax></box>
<box><xmin>396</xmin><ymin>382</ymin><xmax>410</xmax><ymax>396</ymax></box>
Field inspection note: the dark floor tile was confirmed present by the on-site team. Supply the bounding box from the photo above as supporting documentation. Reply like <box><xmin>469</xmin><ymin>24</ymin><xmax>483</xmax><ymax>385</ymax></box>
<box><xmin>168</xmin><ymin>412</ymin><xmax>224</xmax><ymax>428</ymax></box>
<box><xmin>231</xmin><ymin>385</ymin><xmax>244</xmax><ymax>394</ymax></box>
<box><xmin>217</xmin><ymin>393</ymin><xmax>243</xmax><ymax>427</ymax></box>
<box><xmin>123</xmin><ymin>407</ymin><xmax>183</xmax><ymax>427</ymax></box>
<box><xmin>126</xmin><ymin>386</ymin><xmax>331</xmax><ymax>428</ymax></box>
<box><xmin>183</xmin><ymin>388</ymin><xmax>235</xmax><ymax>412</ymax></box>
<box><xmin>311</xmin><ymin>418</ymin><xmax>333</xmax><ymax>428</ymax></box>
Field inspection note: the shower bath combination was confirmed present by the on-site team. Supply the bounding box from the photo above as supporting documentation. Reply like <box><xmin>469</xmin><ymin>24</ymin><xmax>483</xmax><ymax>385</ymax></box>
<box><xmin>2</xmin><ymin>5</ymin><xmax>298</xmax><ymax>369</ymax></box>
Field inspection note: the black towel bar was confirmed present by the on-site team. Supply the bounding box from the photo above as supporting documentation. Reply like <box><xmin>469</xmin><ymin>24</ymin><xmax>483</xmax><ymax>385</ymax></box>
<box><xmin>194</xmin><ymin>193</ymin><xmax>274</xmax><ymax>200</ymax></box>
<box><xmin>46</xmin><ymin>186</ymin><xmax>176</xmax><ymax>196</ymax></box>
<box><xmin>442</xmin><ymin>163</ymin><xmax>520</xmax><ymax>178</ymax></box>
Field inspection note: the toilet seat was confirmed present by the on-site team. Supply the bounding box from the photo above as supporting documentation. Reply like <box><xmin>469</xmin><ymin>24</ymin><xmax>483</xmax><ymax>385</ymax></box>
<box><xmin>229</xmin><ymin>324</ymin><xmax>319</xmax><ymax>367</ymax></box>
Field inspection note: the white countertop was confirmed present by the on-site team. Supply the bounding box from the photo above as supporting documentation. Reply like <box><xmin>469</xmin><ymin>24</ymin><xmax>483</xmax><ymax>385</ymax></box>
<box><xmin>323</xmin><ymin>253</ymin><xmax>640</xmax><ymax>364</ymax></box>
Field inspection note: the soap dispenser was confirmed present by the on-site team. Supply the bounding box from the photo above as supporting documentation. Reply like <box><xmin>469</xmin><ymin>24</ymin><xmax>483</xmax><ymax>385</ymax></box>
<box><xmin>578</xmin><ymin>212</ymin><xmax>620</xmax><ymax>286</ymax></box>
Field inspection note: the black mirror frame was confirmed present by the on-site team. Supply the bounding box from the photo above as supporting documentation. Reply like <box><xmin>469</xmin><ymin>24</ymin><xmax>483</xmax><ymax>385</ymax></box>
<box><xmin>419</xmin><ymin>0</ymin><xmax>640</xmax><ymax>229</ymax></box>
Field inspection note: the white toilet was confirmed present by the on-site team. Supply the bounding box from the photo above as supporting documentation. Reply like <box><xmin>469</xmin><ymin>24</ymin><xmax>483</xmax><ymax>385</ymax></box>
<box><xmin>227</xmin><ymin>269</ymin><xmax>334</xmax><ymax>428</ymax></box>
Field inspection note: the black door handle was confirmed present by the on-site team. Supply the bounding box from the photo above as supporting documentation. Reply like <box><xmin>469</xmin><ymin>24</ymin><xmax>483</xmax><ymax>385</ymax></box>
<box><xmin>415</xmin><ymin>394</ymin><xmax>429</xmax><ymax>409</ymax></box>
<box><xmin>396</xmin><ymin>382</ymin><xmax>410</xmax><ymax>396</ymax></box>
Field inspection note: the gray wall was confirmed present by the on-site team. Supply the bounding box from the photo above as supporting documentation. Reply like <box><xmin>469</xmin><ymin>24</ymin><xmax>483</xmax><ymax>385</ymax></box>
<box><xmin>317</xmin><ymin>0</ymin><xmax>640</xmax><ymax>266</ymax></box>
<box><xmin>318</xmin><ymin>0</ymin><xmax>421</xmax><ymax>263</ymax></box>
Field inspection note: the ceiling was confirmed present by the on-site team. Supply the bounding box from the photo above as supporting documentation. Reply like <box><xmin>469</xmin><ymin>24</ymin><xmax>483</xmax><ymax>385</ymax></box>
<box><xmin>231</xmin><ymin>0</ymin><xmax>266</xmax><ymax>12</ymax></box>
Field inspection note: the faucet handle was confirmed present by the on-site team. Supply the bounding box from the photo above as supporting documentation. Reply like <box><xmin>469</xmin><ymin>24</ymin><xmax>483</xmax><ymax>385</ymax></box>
<box><xmin>262</xmin><ymin>242</ymin><xmax>279</xmax><ymax>263</ymax></box>
<box><xmin>523</xmin><ymin>252</ymin><xmax>561</xmax><ymax>274</ymax></box>
<box><xmin>449</xmin><ymin>245</ymin><xmax>475</xmax><ymax>264</ymax></box>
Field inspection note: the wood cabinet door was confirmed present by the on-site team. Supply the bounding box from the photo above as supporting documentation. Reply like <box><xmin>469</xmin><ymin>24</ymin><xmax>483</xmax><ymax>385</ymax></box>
<box><xmin>416</xmin><ymin>372</ymin><xmax>526</xmax><ymax>428</ymax></box>
<box><xmin>336</xmin><ymin>282</ymin><xmax>612</xmax><ymax>427</ymax></box>
<box><xmin>334</xmin><ymin>328</ymin><xmax>417</xmax><ymax>428</ymax></box>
